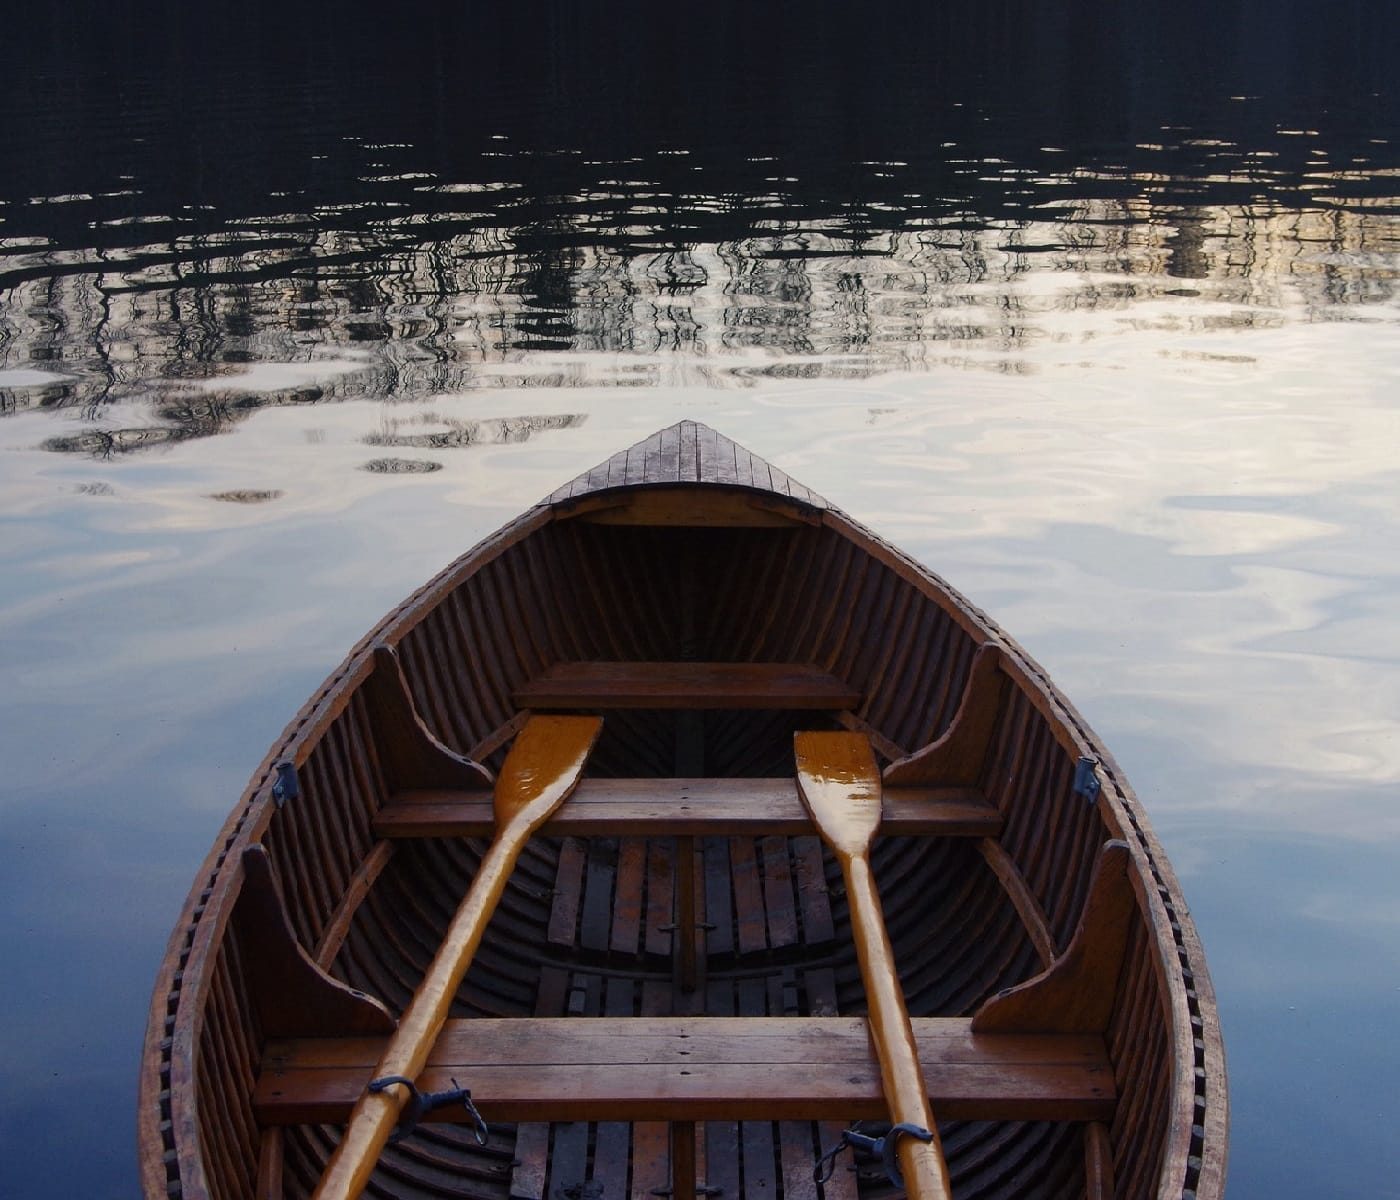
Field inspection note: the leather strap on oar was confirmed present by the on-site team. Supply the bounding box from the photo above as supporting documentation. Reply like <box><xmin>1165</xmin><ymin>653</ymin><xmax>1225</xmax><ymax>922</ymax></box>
<box><xmin>794</xmin><ymin>731</ymin><xmax>954</xmax><ymax>1200</ymax></box>
<box><xmin>313</xmin><ymin>714</ymin><xmax>603</xmax><ymax>1200</ymax></box>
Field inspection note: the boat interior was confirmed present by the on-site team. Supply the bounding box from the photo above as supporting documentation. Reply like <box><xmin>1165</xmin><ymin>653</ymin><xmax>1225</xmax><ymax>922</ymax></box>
<box><xmin>166</xmin><ymin>485</ymin><xmax>1198</xmax><ymax>1200</ymax></box>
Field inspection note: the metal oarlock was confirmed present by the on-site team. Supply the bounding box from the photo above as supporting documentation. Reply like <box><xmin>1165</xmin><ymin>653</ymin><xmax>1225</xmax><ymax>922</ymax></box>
<box><xmin>815</xmin><ymin>1122</ymin><xmax>936</xmax><ymax>1190</ymax></box>
<box><xmin>366</xmin><ymin>1075</ymin><xmax>489</xmax><ymax>1146</ymax></box>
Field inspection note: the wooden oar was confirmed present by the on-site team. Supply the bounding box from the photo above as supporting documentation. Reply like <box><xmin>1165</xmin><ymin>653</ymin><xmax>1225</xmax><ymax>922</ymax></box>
<box><xmin>313</xmin><ymin>713</ymin><xmax>603</xmax><ymax>1200</ymax></box>
<box><xmin>794</xmin><ymin>731</ymin><xmax>954</xmax><ymax>1200</ymax></box>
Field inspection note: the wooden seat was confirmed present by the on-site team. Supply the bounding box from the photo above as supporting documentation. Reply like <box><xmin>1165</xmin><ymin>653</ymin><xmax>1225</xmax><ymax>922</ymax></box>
<box><xmin>513</xmin><ymin>661</ymin><xmax>861</xmax><ymax>710</ymax></box>
<box><xmin>254</xmin><ymin>1016</ymin><xmax>1115</xmax><ymax>1126</ymax></box>
<box><xmin>374</xmin><ymin>777</ymin><xmax>1002</xmax><ymax>839</ymax></box>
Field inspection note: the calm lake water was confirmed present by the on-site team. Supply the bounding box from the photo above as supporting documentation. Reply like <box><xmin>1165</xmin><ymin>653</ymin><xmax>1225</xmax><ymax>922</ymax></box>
<box><xmin>2</xmin><ymin>6</ymin><xmax>1398</xmax><ymax>1195</ymax></box>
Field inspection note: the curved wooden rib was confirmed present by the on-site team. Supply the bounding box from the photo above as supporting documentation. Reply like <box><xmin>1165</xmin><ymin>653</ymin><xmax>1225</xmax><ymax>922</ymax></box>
<box><xmin>972</xmin><ymin>840</ymin><xmax>1135</xmax><ymax>1035</ymax></box>
<box><xmin>978</xmin><ymin>838</ymin><xmax>1057</xmax><ymax>970</ymax></box>
<box><xmin>234</xmin><ymin>846</ymin><xmax>396</xmax><ymax>1039</ymax></box>
<box><xmin>312</xmin><ymin>714</ymin><xmax>603</xmax><ymax>1200</ymax></box>
<box><xmin>364</xmin><ymin>644</ymin><xmax>494</xmax><ymax>793</ymax></box>
<box><xmin>794</xmin><ymin>731</ymin><xmax>953</xmax><ymax>1200</ymax></box>
<box><xmin>884</xmin><ymin>642</ymin><xmax>1006</xmax><ymax>787</ymax></box>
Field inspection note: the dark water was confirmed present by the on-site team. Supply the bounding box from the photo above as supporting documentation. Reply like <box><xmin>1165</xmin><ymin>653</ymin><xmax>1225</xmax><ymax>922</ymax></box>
<box><xmin>3</xmin><ymin>4</ymin><xmax>1399</xmax><ymax>1195</ymax></box>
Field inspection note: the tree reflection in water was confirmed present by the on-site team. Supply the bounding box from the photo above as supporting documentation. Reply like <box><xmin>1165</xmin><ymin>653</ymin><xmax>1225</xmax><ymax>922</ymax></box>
<box><xmin>2</xmin><ymin>2</ymin><xmax>1397</xmax><ymax>451</ymax></box>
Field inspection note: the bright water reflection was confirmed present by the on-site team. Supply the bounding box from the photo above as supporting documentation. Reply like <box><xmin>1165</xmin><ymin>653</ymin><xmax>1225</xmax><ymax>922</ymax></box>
<box><xmin>2</xmin><ymin>6</ymin><xmax>1399</xmax><ymax>1195</ymax></box>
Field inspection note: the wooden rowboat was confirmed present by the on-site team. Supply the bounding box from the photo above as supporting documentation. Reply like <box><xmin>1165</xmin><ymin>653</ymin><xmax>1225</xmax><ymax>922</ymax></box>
<box><xmin>140</xmin><ymin>421</ymin><xmax>1227</xmax><ymax>1200</ymax></box>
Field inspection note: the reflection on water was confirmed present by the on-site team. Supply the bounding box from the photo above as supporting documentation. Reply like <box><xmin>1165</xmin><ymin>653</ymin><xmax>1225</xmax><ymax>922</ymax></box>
<box><xmin>4</xmin><ymin>5</ymin><xmax>1400</xmax><ymax>451</ymax></box>
<box><xmin>5</xmin><ymin>174</ymin><xmax>1399</xmax><ymax>450</ymax></box>
<box><xmin>3</xmin><ymin>5</ymin><xmax>1400</xmax><ymax>1197</ymax></box>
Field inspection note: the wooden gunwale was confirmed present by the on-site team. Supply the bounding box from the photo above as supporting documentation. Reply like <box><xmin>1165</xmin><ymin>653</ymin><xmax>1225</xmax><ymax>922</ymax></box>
<box><xmin>142</xmin><ymin>423</ymin><xmax>1224</xmax><ymax>1200</ymax></box>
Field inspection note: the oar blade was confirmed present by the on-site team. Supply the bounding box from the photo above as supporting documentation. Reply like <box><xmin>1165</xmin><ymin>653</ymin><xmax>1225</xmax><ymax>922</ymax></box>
<box><xmin>794</xmin><ymin>730</ymin><xmax>882</xmax><ymax>858</ymax></box>
<box><xmin>495</xmin><ymin>714</ymin><xmax>603</xmax><ymax>828</ymax></box>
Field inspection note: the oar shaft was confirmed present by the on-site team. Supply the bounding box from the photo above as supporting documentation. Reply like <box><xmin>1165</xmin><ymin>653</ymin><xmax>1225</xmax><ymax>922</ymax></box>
<box><xmin>313</xmin><ymin>832</ymin><xmax>523</xmax><ymax>1200</ymax></box>
<box><xmin>842</xmin><ymin>856</ymin><xmax>953</xmax><ymax>1200</ymax></box>
<box><xmin>313</xmin><ymin>713</ymin><xmax>602</xmax><ymax>1200</ymax></box>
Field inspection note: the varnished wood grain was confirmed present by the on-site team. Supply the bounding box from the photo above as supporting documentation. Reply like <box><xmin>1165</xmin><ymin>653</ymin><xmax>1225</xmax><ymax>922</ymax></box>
<box><xmin>374</xmin><ymin>778</ymin><xmax>1001</xmax><ymax>838</ymax></box>
<box><xmin>795</xmin><ymin>732</ymin><xmax>952</xmax><ymax>1200</ymax></box>
<box><xmin>144</xmin><ymin>423</ymin><xmax>1223</xmax><ymax>1200</ymax></box>
<box><xmin>514</xmin><ymin>660</ymin><xmax>860</xmax><ymax>710</ymax></box>
<box><xmin>310</xmin><ymin>716</ymin><xmax>602</xmax><ymax>1200</ymax></box>
<box><xmin>255</xmin><ymin>1016</ymin><xmax>1115</xmax><ymax>1124</ymax></box>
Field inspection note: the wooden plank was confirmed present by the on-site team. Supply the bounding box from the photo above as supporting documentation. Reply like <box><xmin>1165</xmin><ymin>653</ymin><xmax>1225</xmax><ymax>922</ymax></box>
<box><xmin>801</xmin><ymin>969</ymin><xmax>858</xmax><ymax>1200</ymax></box>
<box><xmin>702</xmin><ymin>837</ymin><xmax>734</xmax><ymax>956</ymax></box>
<box><xmin>778</xmin><ymin>1122</ymin><xmax>818</xmax><ymax>1200</ymax></box>
<box><xmin>513</xmin><ymin>661</ymin><xmax>860</xmax><ymax>710</ymax></box>
<box><xmin>631</xmin><ymin>979</ymin><xmax>673</xmax><ymax>1200</ymax></box>
<box><xmin>697</xmin><ymin>423</ymin><xmax>721</xmax><ymax>484</ymax></box>
<box><xmin>591</xmin><ymin>979</ymin><xmax>636</xmax><ymax>1199</ymax></box>
<box><xmin>376</xmin><ymin>779</ymin><xmax>1001</xmax><ymax>840</ymax></box>
<box><xmin>579</xmin><ymin>838</ymin><xmax>617</xmax><ymax>952</ymax></box>
<box><xmin>702</xmin><ymin>980</ymin><xmax>742</xmax><ymax>1199</ymax></box>
<box><xmin>659</xmin><ymin>423</ymin><xmax>681</xmax><ymax>483</ymax></box>
<box><xmin>644</xmin><ymin>838</ymin><xmax>676</xmax><ymax>958</ymax></box>
<box><xmin>312</xmin><ymin>841</ymin><xmax>395</xmax><ymax>969</ymax></box>
<box><xmin>507</xmin><ymin>966</ymin><xmax>569</xmax><ymax>1200</ymax></box>
<box><xmin>729</xmin><ymin>838</ymin><xmax>768</xmax><ymax>955</ymax></box>
<box><xmin>679</xmin><ymin>420</ymin><xmax>699</xmax><ymax>483</ymax></box>
<box><xmin>570</xmin><ymin>489</ymin><xmax>813</xmax><ymax>528</ymax></box>
<box><xmin>255</xmin><ymin>1017</ymin><xmax>1116</xmax><ymax>1125</ymax></box>
<box><xmin>775</xmin><ymin>975</ymin><xmax>818</xmax><ymax>1200</ymax></box>
<box><xmin>760</xmin><ymin>835</ymin><xmax>799</xmax><ymax>950</ymax></box>
<box><xmin>610</xmin><ymin>839</ymin><xmax>646</xmax><ymax>955</ymax></box>
<box><xmin>232</xmin><ymin>847</ymin><xmax>395</xmax><ymax>1041</ymax></box>
<box><xmin>547</xmin><ymin>974</ymin><xmax>596</xmax><ymax>1197</ymax></box>
<box><xmin>979</xmin><ymin>837</ymin><xmax>1058</xmax><ymax>969</ymax></box>
<box><xmin>548</xmin><ymin>1113</ymin><xmax>590</xmax><ymax>1198</ymax></box>
<box><xmin>256</xmin><ymin>1128</ymin><xmax>284</xmax><ymax>1200</ymax></box>
<box><xmin>361</xmin><ymin>644</ymin><xmax>494</xmax><ymax>793</ymax></box>
<box><xmin>546</xmin><ymin>838</ymin><xmax>587</xmax><ymax>947</ymax></box>
<box><xmin>671</xmin><ymin>1122</ymin><xmax>699</xmax><ymax>1200</ymax></box>
<box><xmin>737</xmin><ymin>978</ymin><xmax>778</xmax><ymax>1200</ymax></box>
<box><xmin>884</xmin><ymin>643</ymin><xmax>1007</xmax><ymax>788</ymax></box>
<box><xmin>791</xmin><ymin>836</ymin><xmax>835</xmax><ymax>945</ymax></box>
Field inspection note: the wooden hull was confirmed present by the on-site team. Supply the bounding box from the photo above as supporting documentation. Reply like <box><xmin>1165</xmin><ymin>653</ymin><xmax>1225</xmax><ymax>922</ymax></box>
<box><xmin>140</xmin><ymin>422</ymin><xmax>1226</xmax><ymax>1200</ymax></box>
